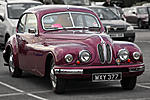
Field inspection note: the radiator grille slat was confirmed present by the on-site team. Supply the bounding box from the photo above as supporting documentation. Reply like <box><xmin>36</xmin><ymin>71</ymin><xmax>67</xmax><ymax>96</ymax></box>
<box><xmin>98</xmin><ymin>44</ymin><xmax>105</xmax><ymax>63</ymax></box>
<box><xmin>106</xmin><ymin>44</ymin><xmax>112</xmax><ymax>63</ymax></box>
<box><xmin>97</xmin><ymin>43</ymin><xmax>112</xmax><ymax>64</ymax></box>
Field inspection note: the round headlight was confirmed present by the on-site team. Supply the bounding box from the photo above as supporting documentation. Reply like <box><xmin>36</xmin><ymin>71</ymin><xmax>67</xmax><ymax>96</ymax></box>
<box><xmin>79</xmin><ymin>50</ymin><xmax>91</xmax><ymax>63</ymax></box>
<box><xmin>65</xmin><ymin>54</ymin><xmax>73</xmax><ymax>63</ymax></box>
<box><xmin>133</xmin><ymin>52</ymin><xmax>140</xmax><ymax>60</ymax></box>
<box><xmin>118</xmin><ymin>49</ymin><xmax>129</xmax><ymax>61</ymax></box>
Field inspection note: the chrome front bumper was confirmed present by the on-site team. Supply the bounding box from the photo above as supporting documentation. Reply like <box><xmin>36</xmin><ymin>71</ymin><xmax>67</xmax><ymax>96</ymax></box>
<box><xmin>54</xmin><ymin>69</ymin><xmax>83</xmax><ymax>74</ymax></box>
<box><xmin>54</xmin><ymin>64</ymin><xmax>145</xmax><ymax>75</ymax></box>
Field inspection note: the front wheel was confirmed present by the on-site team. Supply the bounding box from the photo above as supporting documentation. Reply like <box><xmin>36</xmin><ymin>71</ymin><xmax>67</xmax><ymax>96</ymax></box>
<box><xmin>120</xmin><ymin>76</ymin><xmax>137</xmax><ymax>90</ymax></box>
<box><xmin>9</xmin><ymin>51</ymin><xmax>22</xmax><ymax>77</ymax></box>
<box><xmin>50</xmin><ymin>59</ymin><xmax>66</xmax><ymax>94</ymax></box>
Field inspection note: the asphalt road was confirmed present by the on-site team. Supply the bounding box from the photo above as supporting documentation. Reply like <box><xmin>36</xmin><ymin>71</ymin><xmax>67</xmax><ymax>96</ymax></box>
<box><xmin>0</xmin><ymin>29</ymin><xmax>150</xmax><ymax>100</ymax></box>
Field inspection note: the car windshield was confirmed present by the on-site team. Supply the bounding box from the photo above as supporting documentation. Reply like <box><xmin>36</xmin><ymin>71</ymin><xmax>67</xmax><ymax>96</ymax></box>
<box><xmin>90</xmin><ymin>7</ymin><xmax>120</xmax><ymax>20</ymax></box>
<box><xmin>42</xmin><ymin>12</ymin><xmax>100</xmax><ymax>30</ymax></box>
<box><xmin>137</xmin><ymin>7</ymin><xmax>148</xmax><ymax>14</ymax></box>
<box><xmin>109</xmin><ymin>7</ymin><xmax>123</xmax><ymax>17</ymax></box>
<box><xmin>7</xmin><ymin>3</ymin><xmax>41</xmax><ymax>19</ymax></box>
<box><xmin>63</xmin><ymin>0</ymin><xmax>90</xmax><ymax>5</ymax></box>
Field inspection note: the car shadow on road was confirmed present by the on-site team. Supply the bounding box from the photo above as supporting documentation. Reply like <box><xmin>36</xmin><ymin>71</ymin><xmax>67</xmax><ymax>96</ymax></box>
<box><xmin>18</xmin><ymin>73</ymin><xmax>125</xmax><ymax>94</ymax></box>
<box><xmin>64</xmin><ymin>81</ymin><xmax>124</xmax><ymax>95</ymax></box>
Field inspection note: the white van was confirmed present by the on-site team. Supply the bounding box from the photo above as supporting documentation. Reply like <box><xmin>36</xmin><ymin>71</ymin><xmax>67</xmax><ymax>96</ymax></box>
<box><xmin>0</xmin><ymin>0</ymin><xmax>42</xmax><ymax>46</ymax></box>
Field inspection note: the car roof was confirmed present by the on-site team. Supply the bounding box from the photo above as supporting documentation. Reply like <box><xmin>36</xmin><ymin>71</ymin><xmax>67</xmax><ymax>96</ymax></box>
<box><xmin>0</xmin><ymin>0</ymin><xmax>42</xmax><ymax>4</ymax></box>
<box><xmin>25</xmin><ymin>5</ymin><xmax>94</xmax><ymax>14</ymax></box>
<box><xmin>88</xmin><ymin>5</ymin><xmax>107</xmax><ymax>9</ymax></box>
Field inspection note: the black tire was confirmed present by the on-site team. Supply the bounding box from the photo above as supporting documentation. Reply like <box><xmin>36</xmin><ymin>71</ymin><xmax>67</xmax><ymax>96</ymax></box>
<box><xmin>120</xmin><ymin>77</ymin><xmax>137</xmax><ymax>90</ymax></box>
<box><xmin>9</xmin><ymin>51</ymin><xmax>22</xmax><ymax>77</ymax></box>
<box><xmin>49</xmin><ymin>58</ymin><xmax>66</xmax><ymax>94</ymax></box>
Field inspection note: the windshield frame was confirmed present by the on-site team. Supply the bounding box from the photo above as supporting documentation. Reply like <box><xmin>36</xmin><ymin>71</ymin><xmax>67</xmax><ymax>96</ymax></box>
<box><xmin>41</xmin><ymin>11</ymin><xmax>101</xmax><ymax>31</ymax></box>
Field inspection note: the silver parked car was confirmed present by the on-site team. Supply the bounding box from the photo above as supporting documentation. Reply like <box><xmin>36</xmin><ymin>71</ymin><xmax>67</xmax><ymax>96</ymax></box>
<box><xmin>89</xmin><ymin>6</ymin><xmax>135</xmax><ymax>42</ymax></box>
<box><xmin>0</xmin><ymin>0</ymin><xmax>42</xmax><ymax>46</ymax></box>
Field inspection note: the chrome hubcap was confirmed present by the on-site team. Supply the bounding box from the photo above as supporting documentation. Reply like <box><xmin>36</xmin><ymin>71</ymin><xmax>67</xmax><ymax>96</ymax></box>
<box><xmin>9</xmin><ymin>53</ymin><xmax>15</xmax><ymax>73</ymax></box>
<box><xmin>50</xmin><ymin>68</ymin><xmax>57</xmax><ymax>88</ymax></box>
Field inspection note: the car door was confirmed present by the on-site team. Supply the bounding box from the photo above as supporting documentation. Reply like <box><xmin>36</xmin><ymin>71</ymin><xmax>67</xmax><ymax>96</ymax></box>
<box><xmin>17</xmin><ymin>13</ymin><xmax>40</xmax><ymax>72</ymax></box>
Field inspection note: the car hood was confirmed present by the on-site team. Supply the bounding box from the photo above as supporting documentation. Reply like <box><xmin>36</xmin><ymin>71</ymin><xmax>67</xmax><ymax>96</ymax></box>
<box><xmin>43</xmin><ymin>30</ymin><xmax>103</xmax><ymax>40</ymax></box>
<box><xmin>101</xmin><ymin>20</ymin><xmax>130</xmax><ymax>27</ymax></box>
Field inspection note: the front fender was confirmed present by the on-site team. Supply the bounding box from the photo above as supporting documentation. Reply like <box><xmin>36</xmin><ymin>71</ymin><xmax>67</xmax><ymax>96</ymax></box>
<box><xmin>3</xmin><ymin>34</ymin><xmax>19</xmax><ymax>67</ymax></box>
<box><xmin>49</xmin><ymin>43</ymin><xmax>93</xmax><ymax>66</ymax></box>
<box><xmin>113</xmin><ymin>41</ymin><xmax>143</xmax><ymax>62</ymax></box>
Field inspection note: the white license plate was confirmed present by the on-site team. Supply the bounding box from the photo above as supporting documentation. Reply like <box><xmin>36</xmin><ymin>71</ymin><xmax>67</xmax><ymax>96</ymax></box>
<box><xmin>110</xmin><ymin>33</ymin><xmax>124</xmax><ymax>37</ymax></box>
<box><xmin>92</xmin><ymin>73</ymin><xmax>122</xmax><ymax>82</ymax></box>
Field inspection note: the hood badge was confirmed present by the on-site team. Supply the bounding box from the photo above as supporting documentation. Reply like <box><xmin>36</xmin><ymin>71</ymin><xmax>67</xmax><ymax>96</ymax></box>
<box><xmin>101</xmin><ymin>40</ymin><xmax>106</xmax><ymax>45</ymax></box>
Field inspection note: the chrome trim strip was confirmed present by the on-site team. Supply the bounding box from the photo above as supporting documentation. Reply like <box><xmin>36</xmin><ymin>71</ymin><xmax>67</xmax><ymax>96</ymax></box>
<box><xmin>54</xmin><ymin>69</ymin><xmax>83</xmax><ymax>74</ymax></box>
<box><xmin>129</xmin><ymin>66</ymin><xmax>145</xmax><ymax>72</ymax></box>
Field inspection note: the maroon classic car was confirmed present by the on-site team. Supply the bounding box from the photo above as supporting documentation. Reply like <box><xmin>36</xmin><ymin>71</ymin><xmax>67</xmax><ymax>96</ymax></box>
<box><xmin>3</xmin><ymin>5</ymin><xmax>145</xmax><ymax>94</ymax></box>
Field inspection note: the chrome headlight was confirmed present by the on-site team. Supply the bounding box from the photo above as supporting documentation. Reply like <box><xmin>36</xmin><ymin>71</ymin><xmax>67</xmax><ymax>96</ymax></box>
<box><xmin>133</xmin><ymin>52</ymin><xmax>140</xmax><ymax>60</ymax></box>
<box><xmin>127</xmin><ymin>25</ymin><xmax>134</xmax><ymax>30</ymax></box>
<box><xmin>65</xmin><ymin>54</ymin><xmax>73</xmax><ymax>63</ymax></box>
<box><xmin>118</xmin><ymin>49</ymin><xmax>129</xmax><ymax>61</ymax></box>
<box><xmin>79</xmin><ymin>50</ymin><xmax>91</xmax><ymax>63</ymax></box>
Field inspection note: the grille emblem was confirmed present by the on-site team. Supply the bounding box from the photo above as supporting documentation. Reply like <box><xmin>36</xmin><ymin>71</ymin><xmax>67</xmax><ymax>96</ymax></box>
<box><xmin>113</xmin><ymin>27</ymin><xmax>117</xmax><ymax>31</ymax></box>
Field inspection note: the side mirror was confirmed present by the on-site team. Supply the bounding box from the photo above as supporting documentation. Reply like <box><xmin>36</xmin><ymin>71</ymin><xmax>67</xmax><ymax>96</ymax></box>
<box><xmin>28</xmin><ymin>28</ymin><xmax>36</xmax><ymax>34</ymax></box>
<box><xmin>28</xmin><ymin>28</ymin><xmax>38</xmax><ymax>36</ymax></box>
<box><xmin>0</xmin><ymin>14</ymin><xmax>4</xmax><ymax>21</ymax></box>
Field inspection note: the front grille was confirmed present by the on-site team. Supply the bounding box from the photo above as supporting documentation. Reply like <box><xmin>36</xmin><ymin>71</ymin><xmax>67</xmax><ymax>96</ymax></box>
<box><xmin>109</xmin><ymin>27</ymin><xmax>126</xmax><ymax>32</ymax></box>
<box><xmin>106</xmin><ymin>44</ymin><xmax>112</xmax><ymax>63</ymax></box>
<box><xmin>97</xmin><ymin>43</ymin><xmax>112</xmax><ymax>64</ymax></box>
<box><xmin>97</xmin><ymin>44</ymin><xmax>105</xmax><ymax>63</ymax></box>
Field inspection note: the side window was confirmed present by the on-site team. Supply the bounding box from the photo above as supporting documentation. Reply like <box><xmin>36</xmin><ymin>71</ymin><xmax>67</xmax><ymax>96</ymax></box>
<box><xmin>25</xmin><ymin>14</ymin><xmax>37</xmax><ymax>34</ymax></box>
<box><xmin>17</xmin><ymin>14</ymin><xmax>26</xmax><ymax>33</ymax></box>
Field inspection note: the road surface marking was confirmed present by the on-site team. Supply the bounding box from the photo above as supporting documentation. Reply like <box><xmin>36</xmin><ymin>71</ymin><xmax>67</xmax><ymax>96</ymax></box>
<box><xmin>0</xmin><ymin>81</ymin><xmax>48</xmax><ymax>100</ymax></box>
<box><xmin>0</xmin><ymin>93</ymin><xmax>23</xmax><ymax>97</ymax></box>
<box><xmin>0</xmin><ymin>90</ymin><xmax>51</xmax><ymax>97</ymax></box>
<box><xmin>0</xmin><ymin>81</ymin><xmax>24</xmax><ymax>93</ymax></box>
<box><xmin>137</xmin><ymin>83</ymin><xmax>150</xmax><ymax>89</ymax></box>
